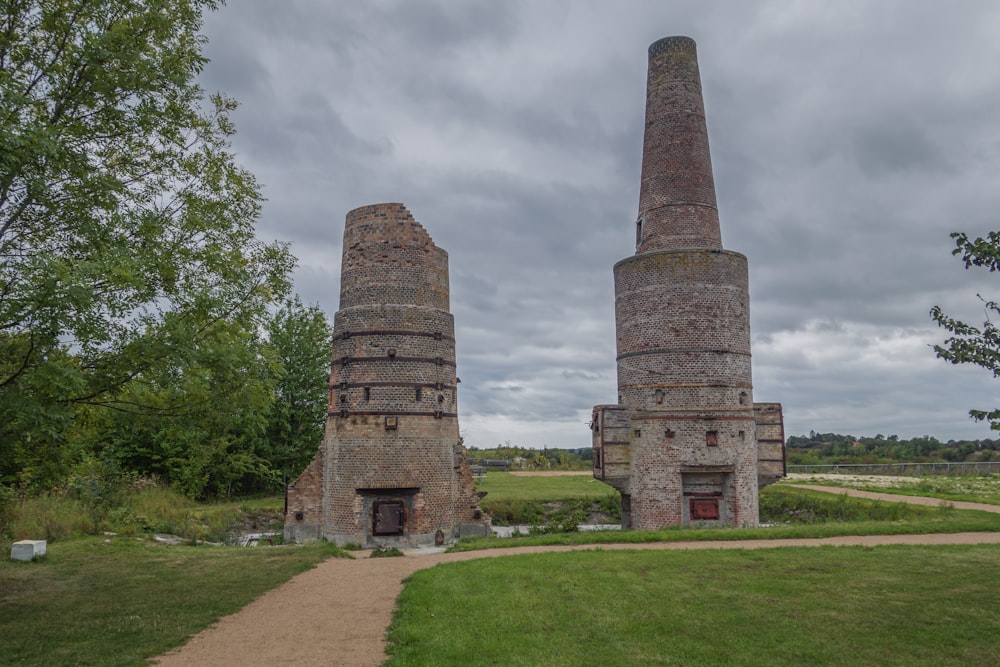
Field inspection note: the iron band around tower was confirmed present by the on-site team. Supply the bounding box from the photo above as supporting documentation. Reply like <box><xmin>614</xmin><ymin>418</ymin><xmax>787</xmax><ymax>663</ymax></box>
<box><xmin>333</xmin><ymin>329</ymin><xmax>456</xmax><ymax>342</ymax></box>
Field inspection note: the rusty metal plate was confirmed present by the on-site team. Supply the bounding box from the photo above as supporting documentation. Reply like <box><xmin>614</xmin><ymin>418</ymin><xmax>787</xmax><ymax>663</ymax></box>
<box><xmin>690</xmin><ymin>497</ymin><xmax>720</xmax><ymax>521</ymax></box>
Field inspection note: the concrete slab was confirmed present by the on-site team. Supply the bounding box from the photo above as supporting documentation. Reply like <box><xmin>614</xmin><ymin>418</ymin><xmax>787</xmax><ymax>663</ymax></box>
<box><xmin>11</xmin><ymin>540</ymin><xmax>46</xmax><ymax>561</ymax></box>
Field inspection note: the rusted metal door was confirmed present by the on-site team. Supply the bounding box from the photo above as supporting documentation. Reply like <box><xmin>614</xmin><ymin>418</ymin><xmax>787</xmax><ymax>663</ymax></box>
<box><xmin>373</xmin><ymin>501</ymin><xmax>405</xmax><ymax>535</ymax></box>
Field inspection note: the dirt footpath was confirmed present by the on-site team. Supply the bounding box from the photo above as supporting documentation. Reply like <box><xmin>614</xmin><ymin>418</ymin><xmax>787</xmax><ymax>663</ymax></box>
<box><xmin>153</xmin><ymin>486</ymin><xmax>1000</xmax><ymax>667</ymax></box>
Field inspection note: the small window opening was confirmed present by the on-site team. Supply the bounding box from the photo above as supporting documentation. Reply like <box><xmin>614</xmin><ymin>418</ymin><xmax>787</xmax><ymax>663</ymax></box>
<box><xmin>364</xmin><ymin>387</ymin><xmax>371</xmax><ymax>401</ymax></box>
<box><xmin>415</xmin><ymin>387</ymin><xmax>422</xmax><ymax>401</ymax></box>
<box><xmin>665</xmin><ymin>429</ymin><xmax>675</xmax><ymax>439</ymax></box>
<box><xmin>636</xmin><ymin>217</ymin><xmax>643</xmax><ymax>245</ymax></box>
<box><xmin>706</xmin><ymin>430</ymin><xmax>719</xmax><ymax>447</ymax></box>
<box><xmin>633</xmin><ymin>429</ymin><xmax>641</xmax><ymax>438</ymax></box>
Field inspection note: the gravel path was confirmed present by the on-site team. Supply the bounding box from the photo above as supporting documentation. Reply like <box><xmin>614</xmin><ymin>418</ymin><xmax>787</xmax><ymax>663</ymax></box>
<box><xmin>152</xmin><ymin>486</ymin><xmax>1000</xmax><ymax>667</ymax></box>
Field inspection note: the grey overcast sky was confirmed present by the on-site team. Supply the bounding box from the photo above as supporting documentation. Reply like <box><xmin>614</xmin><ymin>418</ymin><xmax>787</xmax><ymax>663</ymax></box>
<box><xmin>197</xmin><ymin>0</ymin><xmax>1000</xmax><ymax>449</ymax></box>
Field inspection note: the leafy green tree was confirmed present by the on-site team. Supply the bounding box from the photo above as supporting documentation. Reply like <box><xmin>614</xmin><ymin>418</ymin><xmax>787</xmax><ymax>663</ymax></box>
<box><xmin>0</xmin><ymin>0</ymin><xmax>293</xmax><ymax>488</ymax></box>
<box><xmin>931</xmin><ymin>231</ymin><xmax>1000</xmax><ymax>429</ymax></box>
<box><xmin>262</xmin><ymin>297</ymin><xmax>334</xmax><ymax>481</ymax></box>
<box><xmin>76</xmin><ymin>313</ymin><xmax>281</xmax><ymax>498</ymax></box>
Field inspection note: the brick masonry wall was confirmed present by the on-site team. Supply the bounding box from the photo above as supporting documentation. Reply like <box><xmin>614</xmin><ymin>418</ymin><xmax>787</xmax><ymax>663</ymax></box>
<box><xmin>340</xmin><ymin>203</ymin><xmax>450</xmax><ymax>311</ymax></box>
<box><xmin>637</xmin><ymin>36</ymin><xmax>721</xmax><ymax>253</ymax></box>
<box><xmin>285</xmin><ymin>203</ymin><xmax>487</xmax><ymax>545</ymax></box>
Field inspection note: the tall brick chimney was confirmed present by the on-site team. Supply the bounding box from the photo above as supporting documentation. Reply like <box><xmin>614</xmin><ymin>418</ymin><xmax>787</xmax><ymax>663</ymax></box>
<box><xmin>637</xmin><ymin>36</ymin><xmax>721</xmax><ymax>253</ymax></box>
<box><xmin>592</xmin><ymin>37</ymin><xmax>784</xmax><ymax>529</ymax></box>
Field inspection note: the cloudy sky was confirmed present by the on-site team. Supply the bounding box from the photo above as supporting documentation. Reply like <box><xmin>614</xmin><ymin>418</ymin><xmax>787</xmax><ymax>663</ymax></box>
<box><xmin>197</xmin><ymin>0</ymin><xmax>1000</xmax><ymax>449</ymax></box>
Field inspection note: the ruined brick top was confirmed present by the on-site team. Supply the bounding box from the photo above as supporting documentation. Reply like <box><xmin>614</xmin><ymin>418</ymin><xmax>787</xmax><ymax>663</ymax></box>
<box><xmin>648</xmin><ymin>35</ymin><xmax>696</xmax><ymax>59</ymax></box>
<box><xmin>339</xmin><ymin>203</ymin><xmax>450</xmax><ymax>311</ymax></box>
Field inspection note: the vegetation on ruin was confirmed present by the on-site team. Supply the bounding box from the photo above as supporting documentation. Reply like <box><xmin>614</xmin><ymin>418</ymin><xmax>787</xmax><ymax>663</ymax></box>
<box><xmin>0</xmin><ymin>536</ymin><xmax>348</xmax><ymax>666</ymax></box>
<box><xmin>386</xmin><ymin>545</ymin><xmax>1000</xmax><ymax>666</ymax></box>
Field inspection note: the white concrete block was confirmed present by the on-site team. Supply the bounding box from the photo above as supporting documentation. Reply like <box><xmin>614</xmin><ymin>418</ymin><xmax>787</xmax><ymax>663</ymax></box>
<box><xmin>10</xmin><ymin>540</ymin><xmax>46</xmax><ymax>561</ymax></box>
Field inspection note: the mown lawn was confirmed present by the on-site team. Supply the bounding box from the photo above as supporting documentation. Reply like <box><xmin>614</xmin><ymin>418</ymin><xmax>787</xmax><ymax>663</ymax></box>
<box><xmin>0</xmin><ymin>537</ymin><xmax>346</xmax><ymax>666</ymax></box>
<box><xmin>387</xmin><ymin>544</ymin><xmax>1000</xmax><ymax>666</ymax></box>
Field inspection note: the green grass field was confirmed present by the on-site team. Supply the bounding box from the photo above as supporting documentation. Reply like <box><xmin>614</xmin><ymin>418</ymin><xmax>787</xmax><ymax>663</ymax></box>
<box><xmin>4</xmin><ymin>474</ymin><xmax>1000</xmax><ymax>665</ymax></box>
<box><xmin>0</xmin><ymin>538</ymin><xmax>346</xmax><ymax>666</ymax></box>
<box><xmin>454</xmin><ymin>484</ymin><xmax>1000</xmax><ymax>551</ymax></box>
<box><xmin>387</xmin><ymin>544</ymin><xmax>1000</xmax><ymax>666</ymax></box>
<box><xmin>477</xmin><ymin>472</ymin><xmax>621</xmax><ymax>526</ymax></box>
<box><xmin>784</xmin><ymin>473</ymin><xmax>1000</xmax><ymax>505</ymax></box>
<box><xmin>477</xmin><ymin>472</ymin><xmax>610</xmax><ymax>501</ymax></box>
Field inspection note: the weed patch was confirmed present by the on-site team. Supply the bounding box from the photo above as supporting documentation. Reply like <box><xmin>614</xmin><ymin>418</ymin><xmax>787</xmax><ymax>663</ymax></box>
<box><xmin>761</xmin><ymin>485</ymin><xmax>919</xmax><ymax>523</ymax></box>
<box><xmin>370</xmin><ymin>546</ymin><xmax>404</xmax><ymax>558</ymax></box>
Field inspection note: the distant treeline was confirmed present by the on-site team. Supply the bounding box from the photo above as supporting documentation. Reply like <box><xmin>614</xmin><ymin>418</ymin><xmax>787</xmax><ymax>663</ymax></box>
<box><xmin>786</xmin><ymin>432</ymin><xmax>1000</xmax><ymax>465</ymax></box>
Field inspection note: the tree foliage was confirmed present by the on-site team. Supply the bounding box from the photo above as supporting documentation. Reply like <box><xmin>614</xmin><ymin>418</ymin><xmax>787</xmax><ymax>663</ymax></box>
<box><xmin>0</xmin><ymin>0</ymin><xmax>294</xmax><ymax>491</ymax></box>
<box><xmin>262</xmin><ymin>297</ymin><xmax>333</xmax><ymax>482</ymax></box>
<box><xmin>785</xmin><ymin>432</ymin><xmax>1000</xmax><ymax>465</ymax></box>
<box><xmin>931</xmin><ymin>231</ymin><xmax>1000</xmax><ymax>429</ymax></box>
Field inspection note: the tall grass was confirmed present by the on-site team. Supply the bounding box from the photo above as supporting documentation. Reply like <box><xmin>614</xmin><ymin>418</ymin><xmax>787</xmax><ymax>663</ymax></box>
<box><xmin>1</xmin><ymin>483</ymin><xmax>274</xmax><ymax>544</ymax></box>
<box><xmin>761</xmin><ymin>485</ymin><xmax>916</xmax><ymax>523</ymax></box>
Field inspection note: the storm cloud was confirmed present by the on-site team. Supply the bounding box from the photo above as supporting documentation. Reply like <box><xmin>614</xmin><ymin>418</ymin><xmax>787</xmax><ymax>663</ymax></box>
<box><xmin>198</xmin><ymin>0</ymin><xmax>1000</xmax><ymax>448</ymax></box>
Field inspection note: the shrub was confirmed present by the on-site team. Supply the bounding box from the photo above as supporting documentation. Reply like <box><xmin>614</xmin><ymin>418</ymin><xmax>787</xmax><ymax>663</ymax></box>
<box><xmin>760</xmin><ymin>486</ymin><xmax>916</xmax><ymax>523</ymax></box>
<box><xmin>0</xmin><ymin>484</ymin><xmax>14</xmax><ymax>537</ymax></box>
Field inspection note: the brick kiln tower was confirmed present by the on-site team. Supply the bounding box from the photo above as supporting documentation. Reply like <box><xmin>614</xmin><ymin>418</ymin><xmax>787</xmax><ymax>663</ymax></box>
<box><xmin>285</xmin><ymin>203</ymin><xmax>489</xmax><ymax>546</ymax></box>
<box><xmin>591</xmin><ymin>36</ymin><xmax>784</xmax><ymax>529</ymax></box>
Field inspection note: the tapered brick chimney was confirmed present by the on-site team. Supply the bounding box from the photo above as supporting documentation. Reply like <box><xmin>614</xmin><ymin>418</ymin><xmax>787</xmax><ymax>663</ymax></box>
<box><xmin>592</xmin><ymin>37</ymin><xmax>785</xmax><ymax>529</ymax></box>
<box><xmin>637</xmin><ymin>36</ymin><xmax>721</xmax><ymax>253</ymax></box>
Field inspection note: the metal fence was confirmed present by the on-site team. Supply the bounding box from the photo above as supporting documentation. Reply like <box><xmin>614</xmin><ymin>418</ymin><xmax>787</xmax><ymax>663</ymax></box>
<box><xmin>787</xmin><ymin>462</ymin><xmax>1000</xmax><ymax>476</ymax></box>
